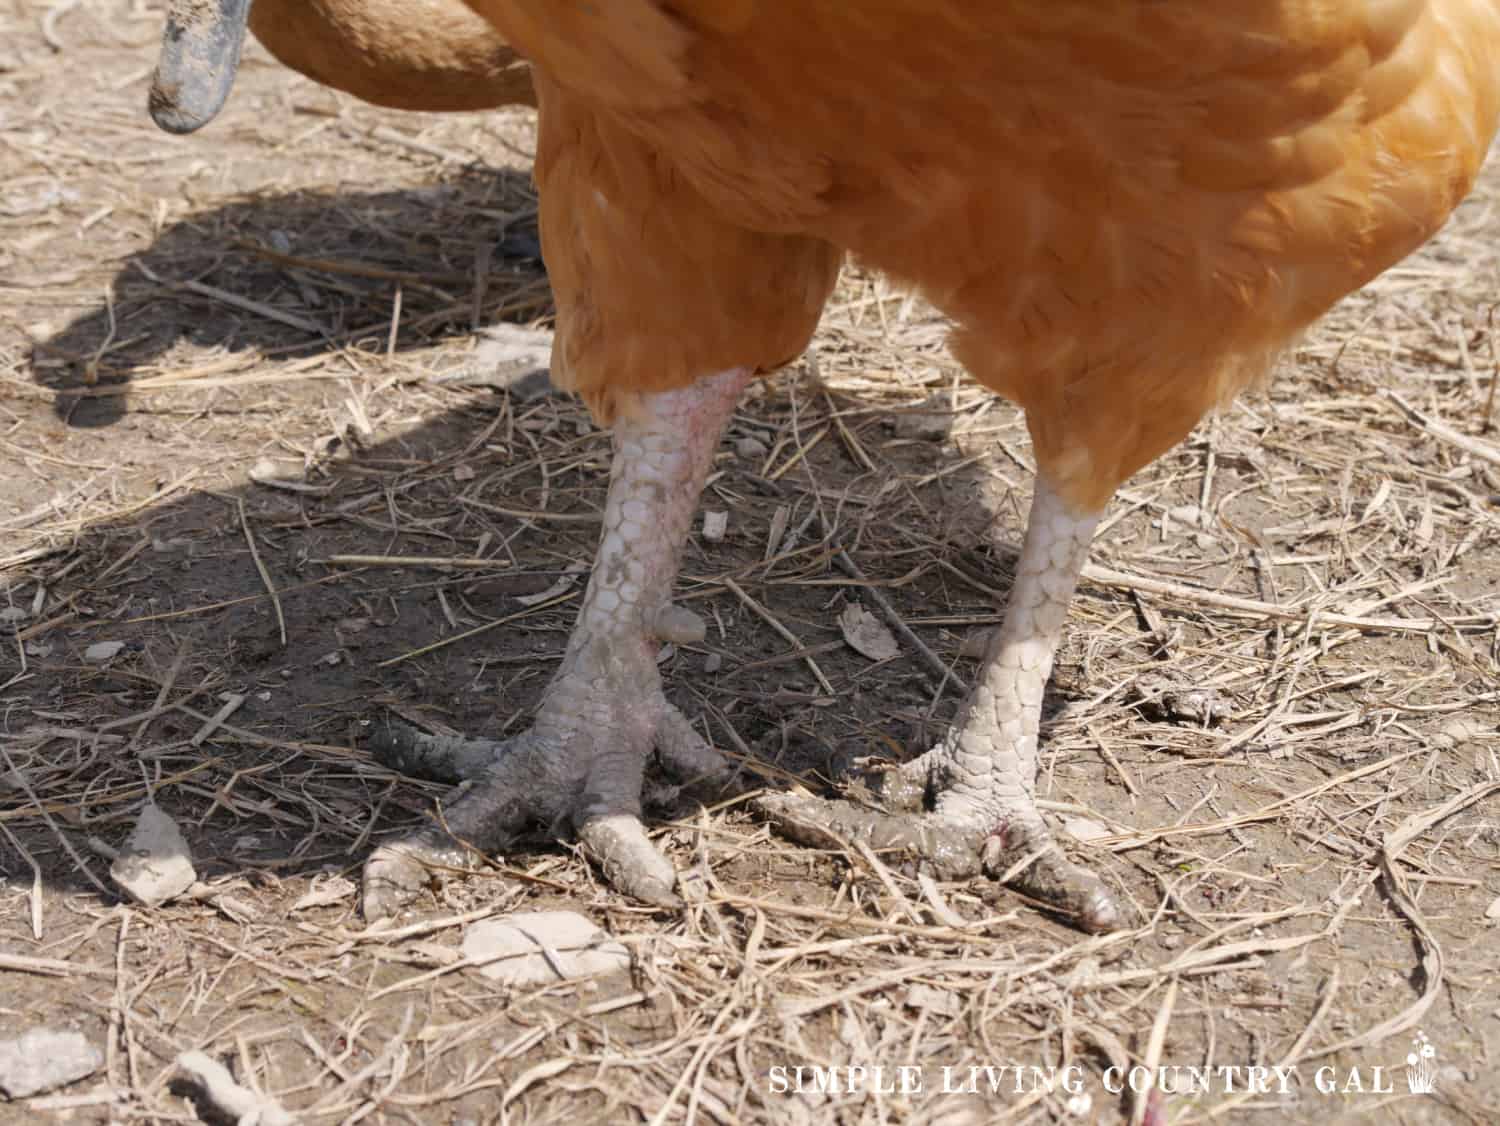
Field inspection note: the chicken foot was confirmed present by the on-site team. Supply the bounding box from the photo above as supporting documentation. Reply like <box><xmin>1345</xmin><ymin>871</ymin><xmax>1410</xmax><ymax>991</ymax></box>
<box><xmin>361</xmin><ymin>368</ymin><xmax>752</xmax><ymax>920</ymax></box>
<box><xmin>755</xmin><ymin>478</ymin><xmax>1125</xmax><ymax>933</ymax></box>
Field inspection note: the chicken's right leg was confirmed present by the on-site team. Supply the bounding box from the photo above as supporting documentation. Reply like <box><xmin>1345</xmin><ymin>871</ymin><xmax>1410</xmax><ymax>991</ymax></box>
<box><xmin>361</xmin><ymin>368</ymin><xmax>752</xmax><ymax>920</ymax></box>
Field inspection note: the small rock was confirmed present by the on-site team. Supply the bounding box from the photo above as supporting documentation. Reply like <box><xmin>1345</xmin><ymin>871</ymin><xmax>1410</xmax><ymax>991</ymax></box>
<box><xmin>1061</xmin><ymin>816</ymin><xmax>1112</xmax><ymax>843</ymax></box>
<box><xmin>1485</xmin><ymin>895</ymin><xmax>1500</xmax><ymax>922</ymax></box>
<box><xmin>290</xmin><ymin>875</ymin><xmax>357</xmax><ymax>912</ymax></box>
<box><xmin>408</xmin><ymin>940</ymin><xmax>463</xmax><ymax>966</ymax></box>
<box><xmin>0</xmin><ymin>607</ymin><xmax>26</xmax><ymax>629</ymax></box>
<box><xmin>838</xmin><ymin>603</ymin><xmax>899</xmax><ymax>662</ymax></box>
<box><xmin>1167</xmin><ymin>504</ymin><xmax>1205</xmax><ymax>527</ymax></box>
<box><xmin>905</xmin><ymin>984</ymin><xmax>961</xmax><ymax>1016</ymax></box>
<box><xmin>734</xmin><ymin>436</ymin><xmax>769</xmax><ymax>460</ymax></box>
<box><xmin>249</xmin><ymin>459</ymin><xmax>330</xmax><ymax>495</ymax></box>
<box><xmin>1432</xmin><ymin>716</ymin><xmax>1487</xmax><ymax>749</ymax></box>
<box><xmin>704</xmin><ymin>652</ymin><xmax>723</xmax><ymax>674</ymax></box>
<box><xmin>0</xmin><ymin>1028</ymin><xmax>103</xmax><ymax>1098</ymax></box>
<box><xmin>1129</xmin><ymin>677</ymin><xmax>1231</xmax><ymax>726</ymax></box>
<box><xmin>462</xmin><ymin>911</ymin><xmax>631</xmax><ymax>984</ymax></box>
<box><xmin>677</xmin><ymin>866</ymin><xmax>710</xmax><ymax>904</ymax></box>
<box><xmin>84</xmin><ymin>640</ymin><xmax>125</xmax><ymax>662</ymax></box>
<box><xmin>702</xmin><ymin>510</ymin><xmax>729</xmax><ymax>543</ymax></box>
<box><xmin>1062</xmin><ymin>958</ymin><xmax>1103</xmax><ymax>991</ymax></box>
<box><xmin>110</xmin><ymin>804</ymin><xmax>197</xmax><ymax>908</ymax></box>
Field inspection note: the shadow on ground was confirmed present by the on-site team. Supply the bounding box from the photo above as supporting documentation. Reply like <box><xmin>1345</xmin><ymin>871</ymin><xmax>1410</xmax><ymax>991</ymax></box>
<box><xmin>32</xmin><ymin>164</ymin><xmax>545</xmax><ymax>429</ymax></box>
<box><xmin>5</xmin><ymin>174</ymin><xmax>1040</xmax><ymax>907</ymax></box>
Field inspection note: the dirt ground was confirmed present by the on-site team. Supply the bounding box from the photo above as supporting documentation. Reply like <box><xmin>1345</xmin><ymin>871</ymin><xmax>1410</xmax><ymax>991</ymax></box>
<box><xmin>2</xmin><ymin>3</ymin><xmax>1498</xmax><ymax>1124</ymax></box>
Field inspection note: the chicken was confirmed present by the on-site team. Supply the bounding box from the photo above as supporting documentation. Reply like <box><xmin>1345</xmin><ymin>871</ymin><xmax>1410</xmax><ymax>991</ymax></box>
<box><xmin>151</xmin><ymin>1</ymin><xmax>1500</xmax><ymax>931</ymax></box>
<box><xmin>149</xmin><ymin>0</ymin><xmax>533</xmax><ymax>134</ymax></box>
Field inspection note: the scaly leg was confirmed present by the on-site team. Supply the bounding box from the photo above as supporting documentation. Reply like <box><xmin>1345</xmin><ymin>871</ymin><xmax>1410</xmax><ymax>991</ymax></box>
<box><xmin>362</xmin><ymin>368</ymin><xmax>752</xmax><ymax>920</ymax></box>
<box><xmin>756</xmin><ymin>476</ymin><xmax>1125</xmax><ymax>932</ymax></box>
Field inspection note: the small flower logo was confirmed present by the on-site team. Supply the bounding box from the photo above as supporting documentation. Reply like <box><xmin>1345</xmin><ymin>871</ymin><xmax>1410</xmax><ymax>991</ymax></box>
<box><xmin>1405</xmin><ymin>1030</ymin><xmax>1438</xmax><ymax>1095</ymax></box>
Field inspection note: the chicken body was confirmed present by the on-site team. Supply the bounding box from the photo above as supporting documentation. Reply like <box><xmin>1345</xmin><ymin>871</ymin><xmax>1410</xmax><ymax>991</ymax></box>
<box><xmin>496</xmin><ymin>0</ymin><xmax>1500</xmax><ymax>505</ymax></box>
<box><xmin>364</xmin><ymin>0</ymin><xmax>1500</xmax><ymax>929</ymax></box>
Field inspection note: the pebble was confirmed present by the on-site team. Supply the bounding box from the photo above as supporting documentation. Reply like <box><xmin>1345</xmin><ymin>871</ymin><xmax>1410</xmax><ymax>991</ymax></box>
<box><xmin>110</xmin><ymin>804</ymin><xmax>197</xmax><ymax>908</ymax></box>
<box><xmin>1433</xmin><ymin>716</ymin><xmax>1487</xmax><ymax>747</ymax></box>
<box><xmin>0</xmin><ymin>1029</ymin><xmax>102</xmax><ymax>1098</ymax></box>
<box><xmin>462</xmin><ymin>911</ymin><xmax>631</xmax><ymax>985</ymax></box>
<box><xmin>702</xmin><ymin>510</ymin><xmax>729</xmax><ymax>542</ymax></box>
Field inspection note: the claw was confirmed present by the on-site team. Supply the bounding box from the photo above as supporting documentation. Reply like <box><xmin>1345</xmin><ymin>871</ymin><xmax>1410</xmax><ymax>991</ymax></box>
<box><xmin>650</xmin><ymin>604</ymin><xmax>707</xmax><ymax>644</ymax></box>
<box><xmin>577</xmin><ymin>814</ymin><xmax>681</xmax><ymax>906</ymax></box>
<box><xmin>980</xmin><ymin>832</ymin><xmax>1124</xmax><ymax>934</ymax></box>
<box><xmin>362</xmin><ymin>840</ymin><xmax>450</xmax><ymax>922</ymax></box>
<box><xmin>150</xmin><ymin>0</ymin><xmax>254</xmax><ymax>133</ymax></box>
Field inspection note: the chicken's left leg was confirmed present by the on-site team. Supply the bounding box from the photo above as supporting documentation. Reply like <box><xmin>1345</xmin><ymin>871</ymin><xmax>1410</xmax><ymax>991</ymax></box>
<box><xmin>756</xmin><ymin>475</ymin><xmax>1125</xmax><ymax>932</ymax></box>
<box><xmin>362</xmin><ymin>368</ymin><xmax>751</xmax><ymax>919</ymax></box>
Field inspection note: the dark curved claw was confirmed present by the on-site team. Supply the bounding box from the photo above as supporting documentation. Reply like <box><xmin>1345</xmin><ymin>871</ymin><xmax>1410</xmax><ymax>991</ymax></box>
<box><xmin>149</xmin><ymin>0</ymin><xmax>254</xmax><ymax>134</ymax></box>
